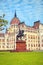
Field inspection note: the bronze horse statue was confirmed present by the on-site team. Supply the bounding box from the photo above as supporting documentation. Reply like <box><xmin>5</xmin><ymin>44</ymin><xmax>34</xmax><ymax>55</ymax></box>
<box><xmin>16</xmin><ymin>29</ymin><xmax>24</xmax><ymax>40</ymax></box>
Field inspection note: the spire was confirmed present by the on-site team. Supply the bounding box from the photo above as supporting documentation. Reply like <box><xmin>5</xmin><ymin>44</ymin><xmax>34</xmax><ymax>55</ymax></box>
<box><xmin>15</xmin><ymin>10</ymin><xmax>17</xmax><ymax>17</ymax></box>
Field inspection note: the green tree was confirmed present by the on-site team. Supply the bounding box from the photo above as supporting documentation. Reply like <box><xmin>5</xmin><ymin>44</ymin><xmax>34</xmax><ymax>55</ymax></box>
<box><xmin>0</xmin><ymin>14</ymin><xmax>8</xmax><ymax>31</ymax></box>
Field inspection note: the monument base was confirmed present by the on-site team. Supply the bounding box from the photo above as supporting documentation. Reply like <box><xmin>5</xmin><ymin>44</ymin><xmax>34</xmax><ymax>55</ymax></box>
<box><xmin>16</xmin><ymin>40</ymin><xmax>26</xmax><ymax>52</ymax></box>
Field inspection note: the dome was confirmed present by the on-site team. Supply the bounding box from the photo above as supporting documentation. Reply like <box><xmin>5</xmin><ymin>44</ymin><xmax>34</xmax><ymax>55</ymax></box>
<box><xmin>10</xmin><ymin>17</ymin><xmax>20</xmax><ymax>25</ymax></box>
<box><xmin>10</xmin><ymin>11</ymin><xmax>20</xmax><ymax>25</ymax></box>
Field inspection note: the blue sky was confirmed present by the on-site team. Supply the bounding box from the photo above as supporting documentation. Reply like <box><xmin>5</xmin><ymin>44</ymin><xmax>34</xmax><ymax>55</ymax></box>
<box><xmin>0</xmin><ymin>0</ymin><xmax>43</xmax><ymax>31</ymax></box>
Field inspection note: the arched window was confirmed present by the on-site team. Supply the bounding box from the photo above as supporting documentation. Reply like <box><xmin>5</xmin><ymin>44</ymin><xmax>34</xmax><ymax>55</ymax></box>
<box><xmin>42</xmin><ymin>44</ymin><xmax>43</xmax><ymax>47</ymax></box>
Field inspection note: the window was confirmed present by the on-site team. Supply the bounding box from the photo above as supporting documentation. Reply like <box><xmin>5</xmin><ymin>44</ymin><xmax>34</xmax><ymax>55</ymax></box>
<box><xmin>38</xmin><ymin>44</ymin><xmax>40</xmax><ymax>47</ymax></box>
<box><xmin>0</xmin><ymin>39</ymin><xmax>1</xmax><ymax>41</ymax></box>
<box><xmin>42</xmin><ymin>44</ymin><xmax>43</xmax><ymax>47</ymax></box>
<box><xmin>2</xmin><ymin>46</ymin><xmax>5</xmax><ymax>48</ymax></box>
<box><xmin>29</xmin><ymin>48</ymin><xmax>30</xmax><ymax>50</ymax></box>
<box><xmin>3</xmin><ymin>43</ymin><xmax>5</xmax><ymax>45</ymax></box>
<box><xmin>36</xmin><ymin>44</ymin><xmax>37</xmax><ymax>47</ymax></box>
<box><xmin>36</xmin><ymin>41</ymin><xmax>37</xmax><ymax>42</ymax></box>
<box><xmin>7</xmin><ymin>46</ymin><xmax>9</xmax><ymax>48</ymax></box>
<box><xmin>33</xmin><ymin>35</ymin><xmax>35</xmax><ymax>39</ymax></box>
<box><xmin>12</xmin><ymin>46</ymin><xmax>14</xmax><ymax>48</ymax></box>
<box><xmin>31</xmin><ymin>40</ymin><xmax>32</xmax><ymax>42</ymax></box>
<box><xmin>7</xmin><ymin>39</ymin><xmax>8</xmax><ymax>42</ymax></box>
<box><xmin>28</xmin><ymin>40</ymin><xmax>30</xmax><ymax>42</ymax></box>
<box><xmin>42</xmin><ymin>40</ymin><xmax>43</xmax><ymax>42</ymax></box>
<box><xmin>36</xmin><ymin>36</ymin><xmax>37</xmax><ymax>38</ymax></box>
<box><xmin>34</xmin><ymin>44</ymin><xmax>35</xmax><ymax>47</ymax></box>
<box><xmin>28</xmin><ymin>44</ymin><xmax>30</xmax><ymax>47</ymax></box>
<box><xmin>7</xmin><ymin>43</ymin><xmax>9</xmax><ymax>45</ymax></box>
<box><xmin>2</xmin><ymin>39</ymin><xmax>5</xmax><ymax>42</ymax></box>
<box><xmin>31</xmin><ymin>36</ymin><xmax>32</xmax><ymax>39</ymax></box>
<box><xmin>31</xmin><ymin>44</ymin><xmax>33</xmax><ymax>47</ymax></box>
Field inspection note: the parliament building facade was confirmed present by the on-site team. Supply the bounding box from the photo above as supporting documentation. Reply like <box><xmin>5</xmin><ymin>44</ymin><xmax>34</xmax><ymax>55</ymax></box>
<box><xmin>0</xmin><ymin>12</ymin><xmax>43</xmax><ymax>52</ymax></box>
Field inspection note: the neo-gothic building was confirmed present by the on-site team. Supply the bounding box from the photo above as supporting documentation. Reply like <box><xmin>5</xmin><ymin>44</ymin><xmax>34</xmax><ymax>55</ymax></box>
<box><xmin>0</xmin><ymin>12</ymin><xmax>43</xmax><ymax>52</ymax></box>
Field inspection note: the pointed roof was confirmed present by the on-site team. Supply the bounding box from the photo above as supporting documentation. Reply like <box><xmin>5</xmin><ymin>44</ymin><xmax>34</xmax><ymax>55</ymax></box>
<box><xmin>14</xmin><ymin>10</ymin><xmax>17</xmax><ymax>17</ymax></box>
<box><xmin>10</xmin><ymin>11</ymin><xmax>20</xmax><ymax>25</ymax></box>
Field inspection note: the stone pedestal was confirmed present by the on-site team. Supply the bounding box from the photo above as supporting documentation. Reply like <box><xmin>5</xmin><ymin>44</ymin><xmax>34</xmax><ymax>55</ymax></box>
<box><xmin>16</xmin><ymin>40</ymin><xmax>26</xmax><ymax>52</ymax></box>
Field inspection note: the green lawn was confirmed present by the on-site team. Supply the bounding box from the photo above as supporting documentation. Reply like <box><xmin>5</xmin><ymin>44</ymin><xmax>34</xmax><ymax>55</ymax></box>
<box><xmin>0</xmin><ymin>52</ymin><xmax>43</xmax><ymax>65</ymax></box>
